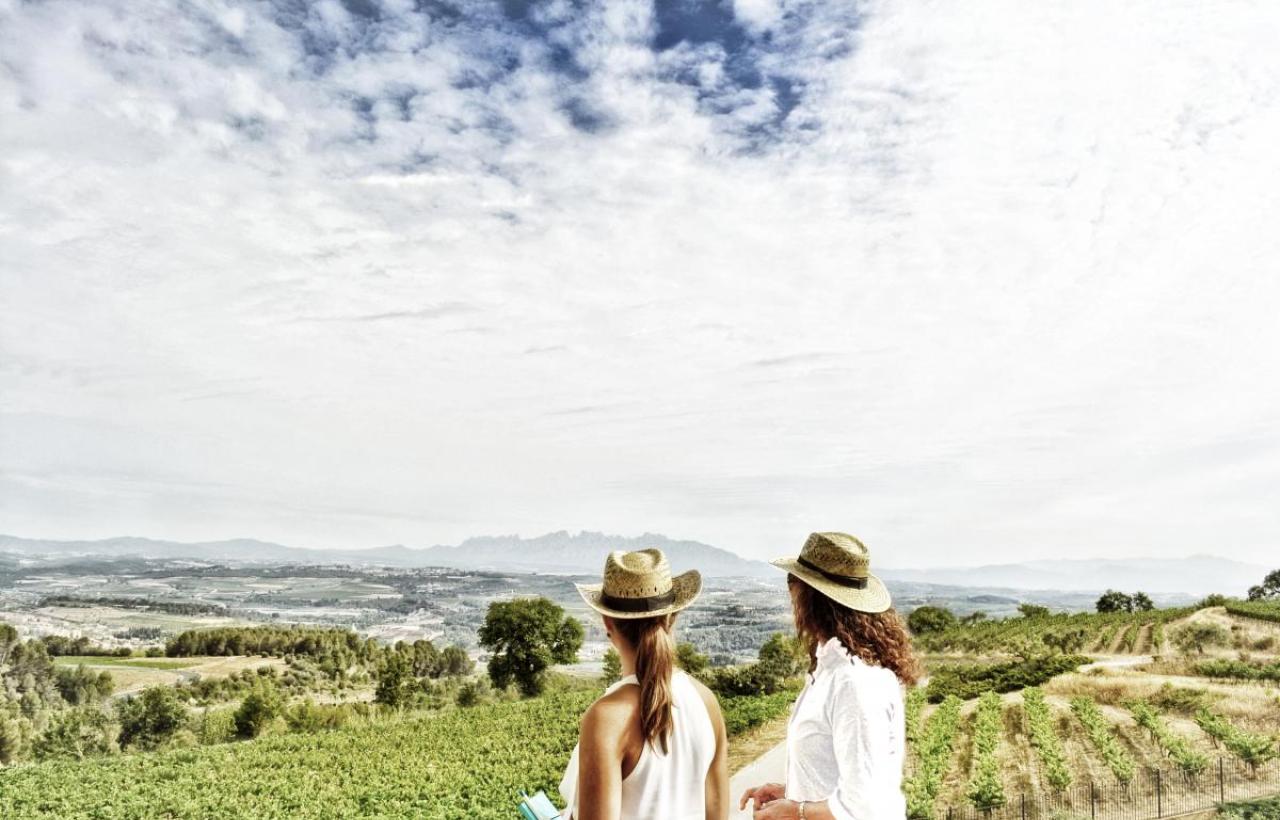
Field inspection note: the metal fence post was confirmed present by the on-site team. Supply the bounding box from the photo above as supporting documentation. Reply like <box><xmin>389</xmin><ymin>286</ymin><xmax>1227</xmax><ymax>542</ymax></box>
<box><xmin>1020</xmin><ymin>793</ymin><xmax>1026</xmax><ymax>820</ymax></box>
<box><xmin>948</xmin><ymin>806</ymin><xmax>953</xmax><ymax>820</ymax></box>
<box><xmin>1156</xmin><ymin>770</ymin><xmax>1162</xmax><ymax>818</ymax></box>
<box><xmin>1090</xmin><ymin>782</ymin><xmax>1096</xmax><ymax>820</ymax></box>
<box><xmin>1219</xmin><ymin>757</ymin><xmax>1225</xmax><ymax>803</ymax></box>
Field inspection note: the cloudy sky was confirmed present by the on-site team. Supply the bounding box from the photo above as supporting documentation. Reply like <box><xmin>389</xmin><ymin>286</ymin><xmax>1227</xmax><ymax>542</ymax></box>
<box><xmin>2</xmin><ymin>0</ymin><xmax>1278</xmax><ymax>567</ymax></box>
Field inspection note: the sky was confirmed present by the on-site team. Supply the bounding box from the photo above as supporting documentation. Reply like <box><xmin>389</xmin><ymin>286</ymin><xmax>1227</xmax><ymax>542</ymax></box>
<box><xmin>1</xmin><ymin>0</ymin><xmax>1279</xmax><ymax>568</ymax></box>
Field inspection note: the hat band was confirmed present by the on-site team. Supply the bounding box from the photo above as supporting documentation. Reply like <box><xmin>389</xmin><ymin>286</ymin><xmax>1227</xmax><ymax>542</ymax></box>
<box><xmin>798</xmin><ymin>555</ymin><xmax>869</xmax><ymax>589</ymax></box>
<box><xmin>600</xmin><ymin>588</ymin><xmax>677</xmax><ymax>613</ymax></box>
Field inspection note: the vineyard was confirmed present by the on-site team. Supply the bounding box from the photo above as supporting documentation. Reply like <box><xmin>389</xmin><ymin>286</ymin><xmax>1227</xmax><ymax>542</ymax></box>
<box><xmin>915</xmin><ymin>608</ymin><xmax>1195</xmax><ymax>655</ymax></box>
<box><xmin>0</xmin><ymin>685</ymin><xmax>797</xmax><ymax>819</ymax></box>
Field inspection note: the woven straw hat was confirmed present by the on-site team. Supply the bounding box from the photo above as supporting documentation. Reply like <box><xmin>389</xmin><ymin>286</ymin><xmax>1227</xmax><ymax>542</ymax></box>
<box><xmin>575</xmin><ymin>548</ymin><xmax>702</xmax><ymax>619</ymax></box>
<box><xmin>772</xmin><ymin>532</ymin><xmax>892</xmax><ymax>613</ymax></box>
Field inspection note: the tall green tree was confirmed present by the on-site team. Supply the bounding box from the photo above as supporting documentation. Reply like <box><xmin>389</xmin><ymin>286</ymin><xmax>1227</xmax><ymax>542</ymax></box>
<box><xmin>1095</xmin><ymin>590</ymin><xmax>1134</xmax><ymax>613</ymax></box>
<box><xmin>601</xmin><ymin>647</ymin><xmax>622</xmax><ymax>685</ymax></box>
<box><xmin>908</xmin><ymin>606</ymin><xmax>957</xmax><ymax>634</ymax></box>
<box><xmin>478</xmin><ymin>597</ymin><xmax>583</xmax><ymax>697</ymax></box>
<box><xmin>234</xmin><ymin>679</ymin><xmax>284</xmax><ymax>738</ymax></box>
<box><xmin>116</xmin><ymin>686</ymin><xmax>187</xmax><ymax>750</ymax></box>
<box><xmin>676</xmin><ymin>642</ymin><xmax>709</xmax><ymax>675</ymax></box>
<box><xmin>1247</xmin><ymin>569</ymin><xmax>1280</xmax><ymax>601</ymax></box>
<box><xmin>374</xmin><ymin>652</ymin><xmax>415</xmax><ymax>708</ymax></box>
<box><xmin>1132</xmin><ymin>592</ymin><xmax>1155</xmax><ymax>611</ymax></box>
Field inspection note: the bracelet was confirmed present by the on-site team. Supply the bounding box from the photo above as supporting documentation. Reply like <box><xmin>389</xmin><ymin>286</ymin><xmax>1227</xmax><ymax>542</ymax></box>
<box><xmin>798</xmin><ymin>801</ymin><xmax>807</xmax><ymax>820</ymax></box>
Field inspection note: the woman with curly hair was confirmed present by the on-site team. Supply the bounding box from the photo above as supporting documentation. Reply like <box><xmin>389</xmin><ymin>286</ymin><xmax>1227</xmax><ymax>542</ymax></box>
<box><xmin>740</xmin><ymin>532</ymin><xmax>920</xmax><ymax>820</ymax></box>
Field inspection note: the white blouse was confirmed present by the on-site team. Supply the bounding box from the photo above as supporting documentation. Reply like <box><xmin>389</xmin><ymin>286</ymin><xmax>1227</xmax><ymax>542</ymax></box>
<box><xmin>560</xmin><ymin>670</ymin><xmax>716</xmax><ymax>819</ymax></box>
<box><xmin>786</xmin><ymin>637</ymin><xmax>907</xmax><ymax>820</ymax></box>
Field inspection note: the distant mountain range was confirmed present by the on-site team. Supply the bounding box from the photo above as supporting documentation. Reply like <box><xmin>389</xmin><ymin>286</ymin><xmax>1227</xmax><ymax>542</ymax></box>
<box><xmin>0</xmin><ymin>533</ymin><xmax>1268</xmax><ymax>595</ymax></box>
<box><xmin>0</xmin><ymin>531</ymin><xmax>775</xmax><ymax>578</ymax></box>
<box><xmin>878</xmin><ymin>554</ymin><xmax>1268</xmax><ymax>597</ymax></box>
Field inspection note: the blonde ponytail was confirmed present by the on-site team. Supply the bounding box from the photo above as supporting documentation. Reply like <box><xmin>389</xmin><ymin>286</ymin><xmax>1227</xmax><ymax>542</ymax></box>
<box><xmin>613</xmin><ymin>614</ymin><xmax>676</xmax><ymax>753</ymax></box>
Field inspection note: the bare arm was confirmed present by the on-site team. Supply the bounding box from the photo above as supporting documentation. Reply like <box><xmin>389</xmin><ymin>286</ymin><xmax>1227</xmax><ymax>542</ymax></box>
<box><xmin>575</xmin><ymin>701</ymin><xmax>626</xmax><ymax>820</ymax></box>
<box><xmin>695</xmin><ymin>681</ymin><xmax>730</xmax><ymax>820</ymax></box>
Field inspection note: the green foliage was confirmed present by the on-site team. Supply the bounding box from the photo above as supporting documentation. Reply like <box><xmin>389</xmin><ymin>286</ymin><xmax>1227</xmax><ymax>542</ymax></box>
<box><xmin>0</xmin><ymin>689</ymin><xmax>601</xmax><ymax>819</ymax></box>
<box><xmin>1222</xmin><ymin>796</ymin><xmax>1280</xmax><ymax>820</ymax></box>
<box><xmin>1246</xmin><ymin>569</ymin><xmax>1280</xmax><ymax>602</ymax></box>
<box><xmin>1132</xmin><ymin>592</ymin><xmax>1155</xmax><ymax>611</ymax></box>
<box><xmin>904</xmin><ymin>695</ymin><xmax>962</xmax><ymax>819</ymax></box>
<box><xmin>908</xmin><ymin>606</ymin><xmax>958</xmax><ymax>635</ymax></box>
<box><xmin>478</xmin><ymin>597</ymin><xmax>583</xmax><ymax>697</ymax></box>
<box><xmin>1226</xmin><ymin>600</ymin><xmax>1280</xmax><ymax>624</ymax></box>
<box><xmin>454</xmin><ymin>679</ymin><xmax>492</xmax><ymax>708</ymax></box>
<box><xmin>1022</xmin><ymin>687</ymin><xmax>1071</xmax><ymax>790</ymax></box>
<box><xmin>374</xmin><ymin>652</ymin><xmax>415</xmax><ymax>708</ymax></box>
<box><xmin>1148</xmin><ymin>683</ymin><xmax>1210</xmax><ymax>715</ymax></box>
<box><xmin>32</xmin><ymin>707</ymin><xmax>119</xmax><ymax>761</ymax></box>
<box><xmin>1018</xmin><ymin>604</ymin><xmax>1051</xmax><ymax>619</ymax></box>
<box><xmin>720</xmin><ymin>689</ymin><xmax>798</xmax><ymax>736</ymax></box>
<box><xmin>913</xmin><ymin>606</ymin><xmax>1193</xmax><ymax>655</ymax></box>
<box><xmin>904</xmin><ymin>687</ymin><xmax>927</xmax><ymax>745</ymax></box>
<box><xmin>1096</xmin><ymin>590</ymin><xmax>1134</xmax><ymax>614</ymax></box>
<box><xmin>1172</xmin><ymin>622</ymin><xmax>1230</xmax><ymax>655</ymax></box>
<box><xmin>116</xmin><ymin>686</ymin><xmax>188</xmax><ymax>750</ymax></box>
<box><xmin>600</xmin><ymin>647</ymin><xmax>621</xmax><ymax>685</ymax></box>
<box><xmin>233</xmin><ymin>679</ymin><xmax>284</xmax><ymax>739</ymax></box>
<box><xmin>53</xmin><ymin>664</ymin><xmax>114</xmax><ymax>706</ymax></box>
<box><xmin>756</xmin><ymin>633</ymin><xmax>805</xmax><ymax>680</ymax></box>
<box><xmin>675</xmin><ymin>642</ymin><xmax>709</xmax><ymax>675</ymax></box>
<box><xmin>925</xmin><ymin>655</ymin><xmax>1088</xmax><ymax>703</ymax></box>
<box><xmin>1127</xmin><ymin>699</ymin><xmax>1208</xmax><ymax>777</ymax></box>
<box><xmin>1070</xmin><ymin>696</ymin><xmax>1135</xmax><ymax>784</ymax></box>
<box><xmin>1194</xmin><ymin>708</ymin><xmax>1279</xmax><ymax>773</ymax></box>
<box><xmin>1194</xmin><ymin>658</ymin><xmax>1280</xmax><ymax>682</ymax></box>
<box><xmin>966</xmin><ymin>692</ymin><xmax>1006</xmax><ymax>810</ymax></box>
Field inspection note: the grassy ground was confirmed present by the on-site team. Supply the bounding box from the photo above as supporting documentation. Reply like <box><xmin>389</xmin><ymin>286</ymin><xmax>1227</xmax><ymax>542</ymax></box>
<box><xmin>53</xmin><ymin>656</ymin><xmax>203</xmax><ymax>670</ymax></box>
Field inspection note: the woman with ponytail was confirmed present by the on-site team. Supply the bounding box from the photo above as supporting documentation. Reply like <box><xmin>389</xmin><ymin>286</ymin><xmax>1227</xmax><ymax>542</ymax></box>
<box><xmin>560</xmin><ymin>549</ymin><xmax>728</xmax><ymax>819</ymax></box>
<box><xmin>740</xmin><ymin>533</ymin><xmax>919</xmax><ymax>820</ymax></box>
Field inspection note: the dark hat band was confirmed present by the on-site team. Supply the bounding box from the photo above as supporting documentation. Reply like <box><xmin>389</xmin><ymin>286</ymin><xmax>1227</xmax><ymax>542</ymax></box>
<box><xmin>600</xmin><ymin>588</ymin><xmax>677</xmax><ymax>612</ymax></box>
<box><xmin>798</xmin><ymin>555</ymin><xmax>869</xmax><ymax>589</ymax></box>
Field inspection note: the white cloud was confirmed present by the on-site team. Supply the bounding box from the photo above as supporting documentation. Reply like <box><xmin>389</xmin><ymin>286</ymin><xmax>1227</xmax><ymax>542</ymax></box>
<box><xmin>1</xmin><ymin>0</ymin><xmax>1279</xmax><ymax>566</ymax></box>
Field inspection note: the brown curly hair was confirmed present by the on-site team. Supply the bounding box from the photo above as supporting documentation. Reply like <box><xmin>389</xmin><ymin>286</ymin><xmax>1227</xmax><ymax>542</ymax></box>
<box><xmin>787</xmin><ymin>574</ymin><xmax>920</xmax><ymax>686</ymax></box>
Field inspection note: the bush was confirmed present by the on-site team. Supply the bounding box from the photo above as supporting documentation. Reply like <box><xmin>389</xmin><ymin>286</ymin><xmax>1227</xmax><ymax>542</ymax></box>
<box><xmin>908</xmin><ymin>606</ymin><xmax>957</xmax><ymax>635</ymax></box>
<box><xmin>720</xmin><ymin>689</ymin><xmax>798</xmax><ymax>736</ymax></box>
<box><xmin>194</xmin><ymin>708</ymin><xmax>237</xmax><ymax>745</ymax></box>
<box><xmin>1172</xmin><ymin>623</ymin><xmax>1230</xmax><ymax>655</ymax></box>
<box><xmin>925</xmin><ymin>655</ymin><xmax>1088</xmax><ymax>702</ymax></box>
<box><xmin>234</xmin><ymin>680</ymin><xmax>285</xmax><ymax>738</ymax></box>
<box><xmin>116</xmin><ymin>686</ymin><xmax>188</xmax><ymax>750</ymax></box>
<box><xmin>32</xmin><ymin>707</ymin><xmax>119</xmax><ymax>760</ymax></box>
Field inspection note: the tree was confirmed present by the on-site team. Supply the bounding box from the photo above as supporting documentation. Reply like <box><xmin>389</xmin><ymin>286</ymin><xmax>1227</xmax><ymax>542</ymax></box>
<box><xmin>676</xmin><ymin>642</ymin><xmax>709</xmax><ymax>675</ymax></box>
<box><xmin>1172</xmin><ymin>623</ymin><xmax>1230</xmax><ymax>655</ymax></box>
<box><xmin>374</xmin><ymin>652</ymin><xmax>415</xmax><ymax>708</ymax></box>
<box><xmin>601</xmin><ymin>647</ymin><xmax>621</xmax><ymax>685</ymax></box>
<box><xmin>757</xmin><ymin>633</ymin><xmax>805</xmax><ymax>682</ymax></box>
<box><xmin>960</xmin><ymin>612</ymin><xmax>988</xmax><ymax>626</ymax></box>
<box><xmin>1043</xmin><ymin>628</ymin><xmax>1088</xmax><ymax>655</ymax></box>
<box><xmin>116</xmin><ymin>686</ymin><xmax>188</xmax><ymax>750</ymax></box>
<box><xmin>234</xmin><ymin>679</ymin><xmax>284</xmax><ymax>738</ymax></box>
<box><xmin>478</xmin><ymin>597</ymin><xmax>583</xmax><ymax>697</ymax></box>
<box><xmin>907</xmin><ymin>606</ymin><xmax>957</xmax><ymax>635</ymax></box>
<box><xmin>33</xmin><ymin>707</ymin><xmax>118</xmax><ymax>760</ymax></box>
<box><xmin>1096</xmin><ymin>590</ymin><xmax>1134</xmax><ymax>613</ymax></box>
<box><xmin>1247</xmin><ymin>569</ymin><xmax>1280</xmax><ymax>601</ymax></box>
<box><xmin>439</xmin><ymin>645</ymin><xmax>474</xmax><ymax>677</ymax></box>
<box><xmin>1132</xmin><ymin>592</ymin><xmax>1155</xmax><ymax>611</ymax></box>
<box><xmin>0</xmin><ymin>623</ymin><xmax>19</xmax><ymax>667</ymax></box>
<box><xmin>1018</xmin><ymin>604</ymin><xmax>1051</xmax><ymax>619</ymax></box>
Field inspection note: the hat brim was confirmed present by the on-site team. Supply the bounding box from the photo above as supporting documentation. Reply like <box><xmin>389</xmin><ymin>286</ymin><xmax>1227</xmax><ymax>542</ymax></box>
<box><xmin>575</xmin><ymin>570</ymin><xmax>703</xmax><ymax>619</ymax></box>
<box><xmin>771</xmin><ymin>557</ymin><xmax>891</xmax><ymax>613</ymax></box>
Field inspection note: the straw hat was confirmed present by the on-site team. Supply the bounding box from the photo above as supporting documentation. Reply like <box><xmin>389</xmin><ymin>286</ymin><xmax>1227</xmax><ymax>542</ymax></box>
<box><xmin>772</xmin><ymin>532</ymin><xmax>892</xmax><ymax>613</ymax></box>
<box><xmin>575</xmin><ymin>549</ymin><xmax>702</xmax><ymax>619</ymax></box>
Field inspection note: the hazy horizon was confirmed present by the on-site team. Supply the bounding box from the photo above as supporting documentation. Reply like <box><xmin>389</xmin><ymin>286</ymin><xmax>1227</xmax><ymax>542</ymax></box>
<box><xmin>3</xmin><ymin>1</ymin><xmax>1279</xmax><ymax>565</ymax></box>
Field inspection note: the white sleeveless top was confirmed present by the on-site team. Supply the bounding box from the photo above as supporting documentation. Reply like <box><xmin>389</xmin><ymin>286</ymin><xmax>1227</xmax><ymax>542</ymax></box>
<box><xmin>559</xmin><ymin>671</ymin><xmax>716</xmax><ymax>819</ymax></box>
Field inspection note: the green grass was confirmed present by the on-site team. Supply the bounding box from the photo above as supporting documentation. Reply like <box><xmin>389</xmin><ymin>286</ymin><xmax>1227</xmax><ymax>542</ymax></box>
<box><xmin>52</xmin><ymin>656</ymin><xmax>202</xmax><ymax>670</ymax></box>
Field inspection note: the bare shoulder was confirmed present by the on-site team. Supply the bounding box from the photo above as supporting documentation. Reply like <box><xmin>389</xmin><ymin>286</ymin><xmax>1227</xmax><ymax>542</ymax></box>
<box><xmin>582</xmin><ymin>683</ymin><xmax>639</xmax><ymax>737</ymax></box>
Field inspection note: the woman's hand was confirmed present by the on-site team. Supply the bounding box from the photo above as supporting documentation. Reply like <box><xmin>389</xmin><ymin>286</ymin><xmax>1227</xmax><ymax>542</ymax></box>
<box><xmin>751</xmin><ymin>798</ymin><xmax>802</xmax><ymax>819</ymax></box>
<box><xmin>738</xmin><ymin>783</ymin><xmax>786</xmax><ymax>811</ymax></box>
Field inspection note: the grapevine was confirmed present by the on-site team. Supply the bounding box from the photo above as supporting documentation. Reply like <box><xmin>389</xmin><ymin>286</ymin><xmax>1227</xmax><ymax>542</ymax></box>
<box><xmin>966</xmin><ymin>691</ymin><xmax>1006</xmax><ymax>810</ymax></box>
<box><xmin>1070</xmin><ymin>696</ymin><xmax>1135</xmax><ymax>784</ymax></box>
<box><xmin>1194</xmin><ymin>708</ymin><xmax>1279</xmax><ymax>774</ymax></box>
<box><xmin>1128</xmin><ymin>700</ymin><xmax>1208</xmax><ymax>778</ymax></box>
<box><xmin>904</xmin><ymin>695</ymin><xmax>963</xmax><ymax>820</ymax></box>
<box><xmin>1022</xmin><ymin>688</ymin><xmax>1071</xmax><ymax>790</ymax></box>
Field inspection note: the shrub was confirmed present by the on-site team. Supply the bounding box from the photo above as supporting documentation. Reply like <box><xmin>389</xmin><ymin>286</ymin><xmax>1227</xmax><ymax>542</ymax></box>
<box><xmin>925</xmin><ymin>655</ymin><xmax>1088</xmax><ymax>702</ymax></box>
<box><xmin>234</xmin><ymin>680</ymin><xmax>284</xmax><ymax>738</ymax></box>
